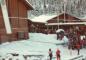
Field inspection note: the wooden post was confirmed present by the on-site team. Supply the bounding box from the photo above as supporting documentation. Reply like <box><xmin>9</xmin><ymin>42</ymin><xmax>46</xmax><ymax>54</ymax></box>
<box><xmin>1</xmin><ymin>0</ymin><xmax>12</xmax><ymax>34</ymax></box>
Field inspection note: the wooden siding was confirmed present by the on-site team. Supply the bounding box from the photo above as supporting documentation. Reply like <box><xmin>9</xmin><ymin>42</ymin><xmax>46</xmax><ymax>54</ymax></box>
<box><xmin>7</xmin><ymin>0</ymin><xmax>19</xmax><ymax>29</ymax></box>
<box><xmin>46</xmin><ymin>13</ymin><xmax>86</xmax><ymax>34</ymax></box>
<box><xmin>0</xmin><ymin>6</ymin><xmax>6</xmax><ymax>35</ymax></box>
<box><xmin>47</xmin><ymin>13</ymin><xmax>80</xmax><ymax>23</ymax></box>
<box><xmin>0</xmin><ymin>0</ymin><xmax>31</xmax><ymax>43</ymax></box>
<box><xmin>18</xmin><ymin>0</ymin><xmax>28</xmax><ymax>29</ymax></box>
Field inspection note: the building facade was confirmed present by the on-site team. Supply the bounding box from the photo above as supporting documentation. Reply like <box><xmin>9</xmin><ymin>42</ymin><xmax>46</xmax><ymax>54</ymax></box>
<box><xmin>0</xmin><ymin>0</ymin><xmax>33</xmax><ymax>43</ymax></box>
<box><xmin>46</xmin><ymin>13</ymin><xmax>86</xmax><ymax>34</ymax></box>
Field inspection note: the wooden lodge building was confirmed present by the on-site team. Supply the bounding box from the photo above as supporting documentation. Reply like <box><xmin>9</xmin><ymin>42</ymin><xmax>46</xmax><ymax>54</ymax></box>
<box><xmin>0</xmin><ymin>0</ymin><xmax>33</xmax><ymax>43</ymax></box>
<box><xmin>27</xmin><ymin>13</ymin><xmax>86</xmax><ymax>34</ymax></box>
<box><xmin>46</xmin><ymin>13</ymin><xmax>86</xmax><ymax>34</ymax></box>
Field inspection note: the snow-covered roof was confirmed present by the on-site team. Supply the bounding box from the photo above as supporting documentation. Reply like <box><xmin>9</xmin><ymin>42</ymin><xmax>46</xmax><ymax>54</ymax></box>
<box><xmin>29</xmin><ymin>12</ymin><xmax>66</xmax><ymax>23</ymax></box>
<box><xmin>30</xmin><ymin>14</ymin><xmax>57</xmax><ymax>23</ymax></box>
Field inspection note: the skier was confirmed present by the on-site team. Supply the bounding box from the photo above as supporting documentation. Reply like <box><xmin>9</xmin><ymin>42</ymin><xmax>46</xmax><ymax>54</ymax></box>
<box><xmin>56</xmin><ymin>49</ymin><xmax>61</xmax><ymax>60</ymax></box>
<box><xmin>48</xmin><ymin>49</ymin><xmax>53</xmax><ymax>60</ymax></box>
<box><xmin>76</xmin><ymin>42</ymin><xmax>80</xmax><ymax>55</ymax></box>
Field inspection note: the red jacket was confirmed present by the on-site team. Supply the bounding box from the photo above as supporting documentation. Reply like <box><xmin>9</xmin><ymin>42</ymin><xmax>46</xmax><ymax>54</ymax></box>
<box><xmin>56</xmin><ymin>49</ymin><xmax>60</xmax><ymax>55</ymax></box>
<box><xmin>76</xmin><ymin>43</ymin><xmax>80</xmax><ymax>49</ymax></box>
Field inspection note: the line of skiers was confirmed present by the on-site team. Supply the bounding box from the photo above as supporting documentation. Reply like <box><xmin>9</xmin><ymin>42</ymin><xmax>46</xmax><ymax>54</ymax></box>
<box><xmin>67</xmin><ymin>29</ymin><xmax>86</xmax><ymax>55</ymax></box>
<box><xmin>48</xmin><ymin>33</ymin><xmax>86</xmax><ymax>60</ymax></box>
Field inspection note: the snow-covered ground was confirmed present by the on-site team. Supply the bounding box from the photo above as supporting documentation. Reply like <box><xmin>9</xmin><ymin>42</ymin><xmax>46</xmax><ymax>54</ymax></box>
<box><xmin>0</xmin><ymin>33</ymin><xmax>86</xmax><ymax>60</ymax></box>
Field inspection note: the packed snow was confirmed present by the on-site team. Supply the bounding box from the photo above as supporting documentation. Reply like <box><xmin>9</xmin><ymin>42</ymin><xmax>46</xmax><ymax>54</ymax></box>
<box><xmin>30</xmin><ymin>15</ymin><xmax>57</xmax><ymax>23</ymax></box>
<box><xmin>0</xmin><ymin>33</ymin><xmax>86</xmax><ymax>60</ymax></box>
<box><xmin>56</xmin><ymin>29</ymin><xmax>64</xmax><ymax>33</ymax></box>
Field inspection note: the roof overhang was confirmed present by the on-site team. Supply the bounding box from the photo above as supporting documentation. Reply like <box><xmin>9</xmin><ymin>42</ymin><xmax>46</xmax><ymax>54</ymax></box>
<box><xmin>21</xmin><ymin>0</ymin><xmax>33</xmax><ymax>10</ymax></box>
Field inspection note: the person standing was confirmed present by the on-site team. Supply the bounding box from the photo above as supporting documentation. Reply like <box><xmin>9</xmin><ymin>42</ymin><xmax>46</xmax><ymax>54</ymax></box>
<box><xmin>76</xmin><ymin>42</ymin><xmax>80</xmax><ymax>55</ymax></box>
<box><xmin>48</xmin><ymin>49</ymin><xmax>53</xmax><ymax>60</ymax></box>
<box><xmin>56</xmin><ymin>49</ymin><xmax>61</xmax><ymax>60</ymax></box>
